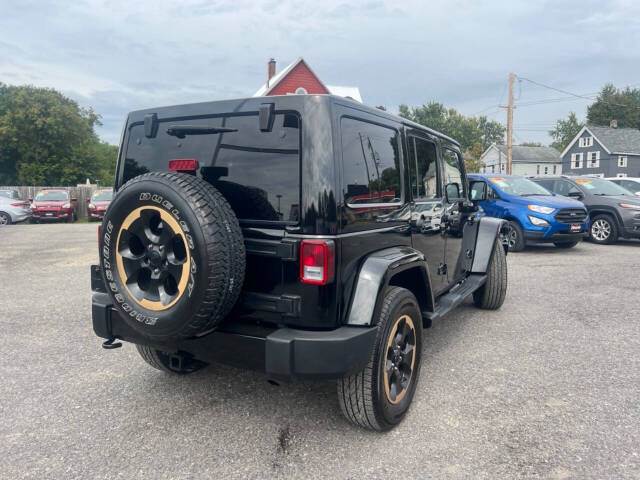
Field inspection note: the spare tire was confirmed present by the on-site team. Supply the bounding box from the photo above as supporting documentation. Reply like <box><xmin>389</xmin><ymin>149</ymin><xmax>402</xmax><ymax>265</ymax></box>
<box><xmin>100</xmin><ymin>172</ymin><xmax>245</xmax><ymax>341</ymax></box>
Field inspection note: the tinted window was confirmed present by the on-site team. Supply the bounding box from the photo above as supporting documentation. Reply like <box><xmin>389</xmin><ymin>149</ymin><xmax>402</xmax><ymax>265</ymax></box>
<box><xmin>553</xmin><ymin>180</ymin><xmax>580</xmax><ymax>196</ymax></box>
<box><xmin>442</xmin><ymin>149</ymin><xmax>465</xmax><ymax>199</ymax></box>
<box><xmin>534</xmin><ymin>179</ymin><xmax>554</xmax><ymax>191</ymax></box>
<box><xmin>124</xmin><ymin>113</ymin><xmax>300</xmax><ymax>222</ymax></box>
<box><xmin>408</xmin><ymin>137</ymin><xmax>438</xmax><ymax>200</ymax></box>
<box><xmin>469</xmin><ymin>181</ymin><xmax>486</xmax><ymax>201</ymax></box>
<box><xmin>341</xmin><ymin>118</ymin><xmax>401</xmax><ymax>205</ymax></box>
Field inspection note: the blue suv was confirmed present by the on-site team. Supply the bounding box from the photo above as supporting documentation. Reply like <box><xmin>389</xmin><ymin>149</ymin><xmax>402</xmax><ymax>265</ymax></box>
<box><xmin>468</xmin><ymin>174</ymin><xmax>589</xmax><ymax>251</ymax></box>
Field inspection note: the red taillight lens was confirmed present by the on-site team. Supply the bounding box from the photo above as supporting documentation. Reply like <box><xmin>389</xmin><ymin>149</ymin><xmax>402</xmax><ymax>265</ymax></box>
<box><xmin>168</xmin><ymin>158</ymin><xmax>198</xmax><ymax>171</ymax></box>
<box><xmin>300</xmin><ymin>240</ymin><xmax>335</xmax><ymax>285</ymax></box>
<box><xmin>10</xmin><ymin>202</ymin><xmax>25</xmax><ymax>207</ymax></box>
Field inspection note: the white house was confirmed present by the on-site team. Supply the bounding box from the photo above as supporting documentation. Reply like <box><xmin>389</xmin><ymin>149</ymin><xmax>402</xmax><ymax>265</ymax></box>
<box><xmin>480</xmin><ymin>144</ymin><xmax>562</xmax><ymax>176</ymax></box>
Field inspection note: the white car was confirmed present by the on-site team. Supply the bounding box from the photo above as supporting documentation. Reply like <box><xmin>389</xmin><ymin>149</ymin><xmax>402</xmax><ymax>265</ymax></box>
<box><xmin>0</xmin><ymin>195</ymin><xmax>31</xmax><ymax>225</ymax></box>
<box><xmin>605</xmin><ymin>177</ymin><xmax>640</xmax><ymax>196</ymax></box>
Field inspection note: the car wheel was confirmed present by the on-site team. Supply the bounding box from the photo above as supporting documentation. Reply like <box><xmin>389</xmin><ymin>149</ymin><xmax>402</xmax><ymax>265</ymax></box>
<box><xmin>100</xmin><ymin>172</ymin><xmax>245</xmax><ymax>341</ymax></box>
<box><xmin>553</xmin><ymin>241</ymin><xmax>579</xmax><ymax>249</ymax></box>
<box><xmin>0</xmin><ymin>212</ymin><xmax>12</xmax><ymax>225</ymax></box>
<box><xmin>473</xmin><ymin>238</ymin><xmax>507</xmax><ymax>310</ymax></box>
<box><xmin>30</xmin><ymin>218</ymin><xmax>39</xmax><ymax>224</ymax></box>
<box><xmin>505</xmin><ymin>220</ymin><xmax>525</xmax><ymax>252</ymax></box>
<box><xmin>135</xmin><ymin>344</ymin><xmax>207</xmax><ymax>374</ymax></box>
<box><xmin>337</xmin><ymin>286</ymin><xmax>423</xmax><ymax>431</ymax></box>
<box><xmin>589</xmin><ymin>214</ymin><xmax>618</xmax><ymax>245</ymax></box>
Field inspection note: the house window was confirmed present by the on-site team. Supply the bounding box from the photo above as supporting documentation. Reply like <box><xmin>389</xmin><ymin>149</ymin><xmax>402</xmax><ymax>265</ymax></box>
<box><xmin>295</xmin><ymin>87</ymin><xmax>308</xmax><ymax>94</ymax></box>
<box><xmin>570</xmin><ymin>153</ymin><xmax>583</xmax><ymax>169</ymax></box>
<box><xmin>536</xmin><ymin>165</ymin><xmax>540</xmax><ymax>174</ymax></box>
<box><xmin>544</xmin><ymin>166</ymin><xmax>548</xmax><ymax>174</ymax></box>
<box><xmin>617</xmin><ymin>173</ymin><xmax>628</xmax><ymax>178</ymax></box>
<box><xmin>553</xmin><ymin>165</ymin><xmax>557</xmax><ymax>174</ymax></box>
<box><xmin>579</xmin><ymin>136</ymin><xmax>593</xmax><ymax>148</ymax></box>
<box><xmin>587</xmin><ymin>151</ymin><xmax>600</xmax><ymax>168</ymax></box>
<box><xmin>618</xmin><ymin>155</ymin><xmax>628</xmax><ymax>167</ymax></box>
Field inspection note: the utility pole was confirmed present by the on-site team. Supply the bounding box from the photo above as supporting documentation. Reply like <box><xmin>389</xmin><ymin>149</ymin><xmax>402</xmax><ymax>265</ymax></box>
<box><xmin>506</xmin><ymin>72</ymin><xmax>515</xmax><ymax>174</ymax></box>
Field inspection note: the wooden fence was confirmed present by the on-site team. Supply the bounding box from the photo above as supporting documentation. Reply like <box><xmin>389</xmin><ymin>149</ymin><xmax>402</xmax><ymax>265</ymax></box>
<box><xmin>1</xmin><ymin>185</ymin><xmax>103</xmax><ymax>220</ymax></box>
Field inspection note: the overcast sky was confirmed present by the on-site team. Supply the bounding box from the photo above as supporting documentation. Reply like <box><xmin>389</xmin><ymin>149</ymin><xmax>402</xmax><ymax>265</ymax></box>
<box><xmin>2</xmin><ymin>0</ymin><xmax>639</xmax><ymax>146</ymax></box>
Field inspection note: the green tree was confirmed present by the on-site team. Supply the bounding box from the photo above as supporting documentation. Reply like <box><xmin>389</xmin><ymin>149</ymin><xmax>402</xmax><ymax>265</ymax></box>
<box><xmin>0</xmin><ymin>83</ymin><xmax>117</xmax><ymax>186</ymax></box>
<box><xmin>549</xmin><ymin>112</ymin><xmax>583</xmax><ymax>151</ymax></box>
<box><xmin>398</xmin><ymin>102</ymin><xmax>505</xmax><ymax>152</ymax></box>
<box><xmin>586</xmin><ymin>84</ymin><xmax>640</xmax><ymax>129</ymax></box>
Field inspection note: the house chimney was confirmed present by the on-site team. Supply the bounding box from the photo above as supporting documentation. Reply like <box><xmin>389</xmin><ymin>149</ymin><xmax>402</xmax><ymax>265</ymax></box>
<box><xmin>610</xmin><ymin>119</ymin><xmax>618</xmax><ymax>128</ymax></box>
<box><xmin>267</xmin><ymin>58</ymin><xmax>276</xmax><ymax>87</ymax></box>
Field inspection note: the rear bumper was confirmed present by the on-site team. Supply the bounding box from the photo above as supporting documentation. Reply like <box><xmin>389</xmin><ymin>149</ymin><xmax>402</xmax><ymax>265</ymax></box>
<box><xmin>91</xmin><ymin>284</ymin><xmax>376</xmax><ymax>382</ymax></box>
<box><xmin>524</xmin><ymin>231</ymin><xmax>588</xmax><ymax>243</ymax></box>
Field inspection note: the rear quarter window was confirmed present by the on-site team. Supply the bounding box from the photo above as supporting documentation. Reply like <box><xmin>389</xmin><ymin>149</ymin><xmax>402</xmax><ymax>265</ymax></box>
<box><xmin>123</xmin><ymin>112</ymin><xmax>301</xmax><ymax>223</ymax></box>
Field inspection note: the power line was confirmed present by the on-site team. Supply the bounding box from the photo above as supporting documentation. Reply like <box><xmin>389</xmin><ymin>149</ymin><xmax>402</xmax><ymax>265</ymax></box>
<box><xmin>517</xmin><ymin>76</ymin><xmax>640</xmax><ymax>110</ymax></box>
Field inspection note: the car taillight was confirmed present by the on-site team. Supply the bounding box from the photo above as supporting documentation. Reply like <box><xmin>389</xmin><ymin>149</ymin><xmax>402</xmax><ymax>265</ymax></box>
<box><xmin>300</xmin><ymin>240</ymin><xmax>335</xmax><ymax>285</ymax></box>
<box><xmin>168</xmin><ymin>158</ymin><xmax>198</xmax><ymax>171</ymax></box>
<box><xmin>10</xmin><ymin>202</ymin><xmax>24</xmax><ymax>207</ymax></box>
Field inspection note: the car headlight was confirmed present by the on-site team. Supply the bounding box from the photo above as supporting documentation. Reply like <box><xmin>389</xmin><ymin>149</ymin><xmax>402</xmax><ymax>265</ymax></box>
<box><xmin>88</xmin><ymin>203</ymin><xmax>95</xmax><ymax>209</ymax></box>
<box><xmin>31</xmin><ymin>204</ymin><xmax>37</xmax><ymax>210</ymax></box>
<box><xmin>619</xmin><ymin>203</ymin><xmax>640</xmax><ymax>211</ymax></box>
<box><xmin>62</xmin><ymin>202</ymin><xmax>71</xmax><ymax>209</ymax></box>
<box><xmin>528</xmin><ymin>215</ymin><xmax>550</xmax><ymax>227</ymax></box>
<box><xmin>527</xmin><ymin>204</ymin><xmax>555</xmax><ymax>214</ymax></box>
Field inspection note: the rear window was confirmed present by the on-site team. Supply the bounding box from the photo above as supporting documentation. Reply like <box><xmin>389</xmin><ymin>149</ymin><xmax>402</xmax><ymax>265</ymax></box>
<box><xmin>123</xmin><ymin>112</ymin><xmax>301</xmax><ymax>222</ymax></box>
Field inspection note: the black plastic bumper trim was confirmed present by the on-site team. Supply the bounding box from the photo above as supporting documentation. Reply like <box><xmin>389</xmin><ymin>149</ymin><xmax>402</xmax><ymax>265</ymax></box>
<box><xmin>524</xmin><ymin>231</ymin><xmax>587</xmax><ymax>243</ymax></box>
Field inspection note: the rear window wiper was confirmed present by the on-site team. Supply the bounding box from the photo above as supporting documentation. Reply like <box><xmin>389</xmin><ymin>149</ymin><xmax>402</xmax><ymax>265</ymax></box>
<box><xmin>166</xmin><ymin>125</ymin><xmax>238</xmax><ymax>138</ymax></box>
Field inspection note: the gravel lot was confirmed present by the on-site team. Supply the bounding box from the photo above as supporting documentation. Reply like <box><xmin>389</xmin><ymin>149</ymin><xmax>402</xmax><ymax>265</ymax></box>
<box><xmin>1</xmin><ymin>223</ymin><xmax>639</xmax><ymax>479</ymax></box>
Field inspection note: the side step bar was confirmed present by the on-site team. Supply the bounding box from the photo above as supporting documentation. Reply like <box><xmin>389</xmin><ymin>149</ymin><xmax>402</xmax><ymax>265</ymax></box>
<box><xmin>422</xmin><ymin>274</ymin><xmax>487</xmax><ymax>322</ymax></box>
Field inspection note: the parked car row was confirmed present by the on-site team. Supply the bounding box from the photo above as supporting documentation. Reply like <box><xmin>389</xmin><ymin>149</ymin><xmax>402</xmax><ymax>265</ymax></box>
<box><xmin>468</xmin><ymin>174</ymin><xmax>640</xmax><ymax>250</ymax></box>
<box><xmin>0</xmin><ymin>188</ymin><xmax>113</xmax><ymax>225</ymax></box>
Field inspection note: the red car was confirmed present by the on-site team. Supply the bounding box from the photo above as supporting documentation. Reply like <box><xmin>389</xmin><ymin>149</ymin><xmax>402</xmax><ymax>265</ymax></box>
<box><xmin>87</xmin><ymin>189</ymin><xmax>113</xmax><ymax>221</ymax></box>
<box><xmin>30</xmin><ymin>189</ymin><xmax>77</xmax><ymax>223</ymax></box>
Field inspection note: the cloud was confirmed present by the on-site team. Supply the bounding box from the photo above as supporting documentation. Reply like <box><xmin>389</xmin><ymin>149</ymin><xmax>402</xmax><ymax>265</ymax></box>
<box><xmin>1</xmin><ymin>0</ymin><xmax>639</xmax><ymax>146</ymax></box>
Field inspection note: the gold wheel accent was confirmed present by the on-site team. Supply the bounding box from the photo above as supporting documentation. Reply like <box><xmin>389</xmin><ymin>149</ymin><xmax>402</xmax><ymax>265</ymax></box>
<box><xmin>115</xmin><ymin>205</ymin><xmax>190</xmax><ymax>311</ymax></box>
<box><xmin>383</xmin><ymin>314</ymin><xmax>417</xmax><ymax>405</ymax></box>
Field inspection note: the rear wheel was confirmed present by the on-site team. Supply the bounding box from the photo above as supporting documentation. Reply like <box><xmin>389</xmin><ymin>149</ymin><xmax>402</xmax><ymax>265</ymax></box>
<box><xmin>473</xmin><ymin>238</ymin><xmax>507</xmax><ymax>310</ymax></box>
<box><xmin>337</xmin><ymin>287</ymin><xmax>423</xmax><ymax>431</ymax></box>
<box><xmin>589</xmin><ymin>214</ymin><xmax>618</xmax><ymax>244</ymax></box>
<box><xmin>135</xmin><ymin>344</ymin><xmax>206</xmax><ymax>374</ymax></box>
<box><xmin>0</xmin><ymin>212</ymin><xmax>11</xmax><ymax>225</ymax></box>
<box><xmin>505</xmin><ymin>221</ymin><xmax>525</xmax><ymax>252</ymax></box>
<box><xmin>553</xmin><ymin>241</ymin><xmax>579</xmax><ymax>249</ymax></box>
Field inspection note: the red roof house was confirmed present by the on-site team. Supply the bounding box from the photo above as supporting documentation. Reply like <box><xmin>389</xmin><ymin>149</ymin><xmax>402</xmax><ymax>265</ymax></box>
<box><xmin>253</xmin><ymin>57</ymin><xmax>362</xmax><ymax>102</ymax></box>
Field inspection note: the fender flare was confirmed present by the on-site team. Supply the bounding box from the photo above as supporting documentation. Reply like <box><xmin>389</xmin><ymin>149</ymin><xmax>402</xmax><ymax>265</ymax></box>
<box><xmin>345</xmin><ymin>246</ymin><xmax>434</xmax><ymax>326</ymax></box>
<box><xmin>471</xmin><ymin>216</ymin><xmax>507</xmax><ymax>273</ymax></box>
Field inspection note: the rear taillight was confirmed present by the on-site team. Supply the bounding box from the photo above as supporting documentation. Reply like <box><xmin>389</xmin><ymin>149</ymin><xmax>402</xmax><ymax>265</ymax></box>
<box><xmin>300</xmin><ymin>240</ymin><xmax>335</xmax><ymax>285</ymax></box>
<box><xmin>10</xmin><ymin>202</ymin><xmax>24</xmax><ymax>207</ymax></box>
<box><xmin>168</xmin><ymin>158</ymin><xmax>198</xmax><ymax>171</ymax></box>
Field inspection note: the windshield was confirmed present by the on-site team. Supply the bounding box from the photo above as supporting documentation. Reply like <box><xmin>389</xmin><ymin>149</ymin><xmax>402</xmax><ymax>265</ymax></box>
<box><xmin>575</xmin><ymin>178</ymin><xmax>632</xmax><ymax>195</ymax></box>
<box><xmin>91</xmin><ymin>190</ymin><xmax>113</xmax><ymax>201</ymax></box>
<box><xmin>35</xmin><ymin>191</ymin><xmax>69</xmax><ymax>202</ymax></box>
<box><xmin>486</xmin><ymin>176</ymin><xmax>551</xmax><ymax>196</ymax></box>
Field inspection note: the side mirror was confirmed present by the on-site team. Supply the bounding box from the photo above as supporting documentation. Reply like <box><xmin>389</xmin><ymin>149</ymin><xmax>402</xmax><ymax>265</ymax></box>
<box><xmin>568</xmin><ymin>191</ymin><xmax>583</xmax><ymax>200</ymax></box>
<box><xmin>445</xmin><ymin>182</ymin><xmax>462</xmax><ymax>203</ymax></box>
<box><xmin>28</xmin><ymin>197</ymin><xmax>33</xmax><ymax>202</ymax></box>
<box><xmin>86</xmin><ymin>198</ymin><xmax>91</xmax><ymax>202</ymax></box>
<box><xmin>468</xmin><ymin>180</ymin><xmax>488</xmax><ymax>202</ymax></box>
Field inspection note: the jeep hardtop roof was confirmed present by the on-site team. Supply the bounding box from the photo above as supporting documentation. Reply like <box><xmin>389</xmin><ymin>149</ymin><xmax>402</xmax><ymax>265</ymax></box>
<box><xmin>124</xmin><ymin>94</ymin><xmax>461</xmax><ymax>148</ymax></box>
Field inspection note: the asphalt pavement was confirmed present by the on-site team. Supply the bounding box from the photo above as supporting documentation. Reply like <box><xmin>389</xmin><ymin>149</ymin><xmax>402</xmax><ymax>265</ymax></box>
<box><xmin>0</xmin><ymin>223</ymin><xmax>639</xmax><ymax>479</ymax></box>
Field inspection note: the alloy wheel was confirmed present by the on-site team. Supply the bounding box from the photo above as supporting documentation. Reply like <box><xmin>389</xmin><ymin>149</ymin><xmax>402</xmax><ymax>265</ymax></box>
<box><xmin>383</xmin><ymin>314</ymin><xmax>417</xmax><ymax>404</ymax></box>
<box><xmin>591</xmin><ymin>219</ymin><xmax>611</xmax><ymax>242</ymax></box>
<box><xmin>0</xmin><ymin>213</ymin><xmax>9</xmax><ymax>225</ymax></box>
<box><xmin>505</xmin><ymin>225</ymin><xmax>518</xmax><ymax>248</ymax></box>
<box><xmin>116</xmin><ymin>206</ymin><xmax>190</xmax><ymax>311</ymax></box>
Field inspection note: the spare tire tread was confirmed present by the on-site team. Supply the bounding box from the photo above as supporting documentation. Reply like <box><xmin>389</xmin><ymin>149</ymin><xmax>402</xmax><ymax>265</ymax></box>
<box><xmin>113</xmin><ymin>172</ymin><xmax>245</xmax><ymax>339</ymax></box>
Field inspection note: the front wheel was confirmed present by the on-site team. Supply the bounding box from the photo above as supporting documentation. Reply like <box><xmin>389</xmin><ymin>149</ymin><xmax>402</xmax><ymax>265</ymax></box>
<box><xmin>337</xmin><ymin>287</ymin><xmax>423</xmax><ymax>431</ymax></box>
<box><xmin>589</xmin><ymin>214</ymin><xmax>618</xmax><ymax>244</ymax></box>
<box><xmin>553</xmin><ymin>241</ymin><xmax>578</xmax><ymax>249</ymax></box>
<box><xmin>505</xmin><ymin>221</ymin><xmax>525</xmax><ymax>252</ymax></box>
<box><xmin>473</xmin><ymin>238</ymin><xmax>507</xmax><ymax>310</ymax></box>
<box><xmin>0</xmin><ymin>212</ymin><xmax>11</xmax><ymax>225</ymax></box>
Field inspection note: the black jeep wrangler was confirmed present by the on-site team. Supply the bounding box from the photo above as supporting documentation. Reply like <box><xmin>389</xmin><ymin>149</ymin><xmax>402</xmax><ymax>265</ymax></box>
<box><xmin>92</xmin><ymin>95</ymin><xmax>507</xmax><ymax>431</ymax></box>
